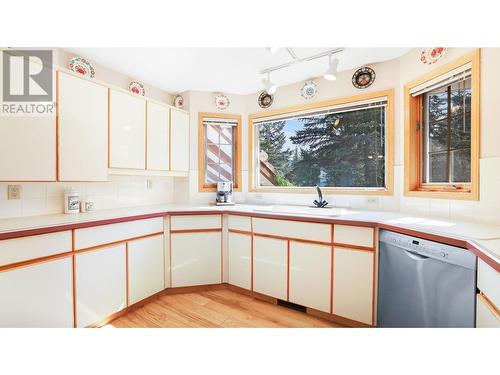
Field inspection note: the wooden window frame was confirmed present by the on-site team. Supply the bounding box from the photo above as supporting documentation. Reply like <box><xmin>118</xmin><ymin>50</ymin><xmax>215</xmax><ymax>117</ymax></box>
<box><xmin>198</xmin><ymin>112</ymin><xmax>242</xmax><ymax>192</ymax></box>
<box><xmin>248</xmin><ymin>89</ymin><xmax>395</xmax><ymax>195</ymax></box>
<box><xmin>404</xmin><ymin>49</ymin><xmax>480</xmax><ymax>200</ymax></box>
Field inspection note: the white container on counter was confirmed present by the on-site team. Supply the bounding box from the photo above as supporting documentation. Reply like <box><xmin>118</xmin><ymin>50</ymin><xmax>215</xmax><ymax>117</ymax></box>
<box><xmin>80</xmin><ymin>197</ymin><xmax>95</xmax><ymax>213</ymax></box>
<box><xmin>64</xmin><ymin>188</ymin><xmax>80</xmax><ymax>214</ymax></box>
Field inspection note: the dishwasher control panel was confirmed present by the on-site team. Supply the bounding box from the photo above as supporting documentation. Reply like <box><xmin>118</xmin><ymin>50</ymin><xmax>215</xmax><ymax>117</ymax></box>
<box><xmin>380</xmin><ymin>230</ymin><xmax>476</xmax><ymax>270</ymax></box>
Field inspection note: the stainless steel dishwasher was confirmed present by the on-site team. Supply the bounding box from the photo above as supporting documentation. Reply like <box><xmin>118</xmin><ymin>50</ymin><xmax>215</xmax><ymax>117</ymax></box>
<box><xmin>377</xmin><ymin>230</ymin><xmax>477</xmax><ymax>328</ymax></box>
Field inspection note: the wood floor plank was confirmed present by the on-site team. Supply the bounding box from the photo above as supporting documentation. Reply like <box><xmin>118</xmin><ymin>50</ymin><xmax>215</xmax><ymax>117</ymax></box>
<box><xmin>108</xmin><ymin>288</ymin><xmax>341</xmax><ymax>328</ymax></box>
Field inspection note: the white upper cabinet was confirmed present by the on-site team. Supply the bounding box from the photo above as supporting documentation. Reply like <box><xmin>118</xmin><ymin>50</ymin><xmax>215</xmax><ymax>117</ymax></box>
<box><xmin>170</xmin><ymin>108</ymin><xmax>189</xmax><ymax>172</ymax></box>
<box><xmin>58</xmin><ymin>72</ymin><xmax>108</xmax><ymax>181</ymax></box>
<box><xmin>146</xmin><ymin>102</ymin><xmax>170</xmax><ymax>171</ymax></box>
<box><xmin>109</xmin><ymin>89</ymin><xmax>146</xmax><ymax>169</ymax></box>
<box><xmin>0</xmin><ymin>54</ymin><xmax>56</xmax><ymax>181</ymax></box>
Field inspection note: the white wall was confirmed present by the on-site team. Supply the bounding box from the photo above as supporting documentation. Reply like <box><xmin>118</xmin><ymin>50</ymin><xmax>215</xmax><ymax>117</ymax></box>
<box><xmin>181</xmin><ymin>48</ymin><xmax>500</xmax><ymax>226</ymax></box>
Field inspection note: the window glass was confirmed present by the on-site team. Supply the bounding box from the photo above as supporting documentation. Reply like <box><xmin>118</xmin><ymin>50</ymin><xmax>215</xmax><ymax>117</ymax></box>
<box><xmin>422</xmin><ymin>77</ymin><xmax>471</xmax><ymax>184</ymax></box>
<box><xmin>205</xmin><ymin>122</ymin><xmax>235</xmax><ymax>184</ymax></box>
<box><xmin>257</xmin><ymin>104</ymin><xmax>386</xmax><ymax>188</ymax></box>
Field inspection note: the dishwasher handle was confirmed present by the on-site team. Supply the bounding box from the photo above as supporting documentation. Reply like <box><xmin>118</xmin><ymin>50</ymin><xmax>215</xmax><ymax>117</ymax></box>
<box><xmin>404</xmin><ymin>249</ymin><xmax>429</xmax><ymax>261</ymax></box>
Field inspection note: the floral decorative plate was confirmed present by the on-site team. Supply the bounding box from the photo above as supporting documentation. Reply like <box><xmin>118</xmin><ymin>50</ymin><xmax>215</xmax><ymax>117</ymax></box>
<box><xmin>128</xmin><ymin>81</ymin><xmax>145</xmax><ymax>96</ymax></box>
<box><xmin>68</xmin><ymin>57</ymin><xmax>95</xmax><ymax>78</ymax></box>
<box><xmin>420</xmin><ymin>47</ymin><xmax>447</xmax><ymax>65</ymax></box>
<box><xmin>301</xmin><ymin>81</ymin><xmax>317</xmax><ymax>99</ymax></box>
<box><xmin>352</xmin><ymin>67</ymin><xmax>376</xmax><ymax>89</ymax></box>
<box><xmin>173</xmin><ymin>95</ymin><xmax>184</xmax><ymax>108</ymax></box>
<box><xmin>215</xmin><ymin>94</ymin><xmax>230</xmax><ymax>110</ymax></box>
<box><xmin>258</xmin><ymin>91</ymin><xmax>274</xmax><ymax>108</ymax></box>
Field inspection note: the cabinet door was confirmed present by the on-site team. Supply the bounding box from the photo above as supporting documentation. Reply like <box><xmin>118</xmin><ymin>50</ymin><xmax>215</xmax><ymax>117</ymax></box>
<box><xmin>333</xmin><ymin>247</ymin><xmax>374</xmax><ymax>325</ymax></box>
<box><xmin>146</xmin><ymin>102</ymin><xmax>170</xmax><ymax>171</ymax></box>
<box><xmin>170</xmin><ymin>108</ymin><xmax>189</xmax><ymax>172</ymax></box>
<box><xmin>253</xmin><ymin>236</ymin><xmax>287</xmax><ymax>300</ymax></box>
<box><xmin>0</xmin><ymin>55</ymin><xmax>56</xmax><ymax>181</ymax></box>
<box><xmin>75</xmin><ymin>244</ymin><xmax>126</xmax><ymax>327</ymax></box>
<box><xmin>58</xmin><ymin>72</ymin><xmax>108</xmax><ymax>181</ymax></box>
<box><xmin>109</xmin><ymin>89</ymin><xmax>146</xmax><ymax>169</ymax></box>
<box><xmin>0</xmin><ymin>257</ymin><xmax>73</xmax><ymax>327</ymax></box>
<box><xmin>289</xmin><ymin>241</ymin><xmax>331</xmax><ymax>313</ymax></box>
<box><xmin>476</xmin><ymin>294</ymin><xmax>500</xmax><ymax>328</ymax></box>
<box><xmin>171</xmin><ymin>231</ymin><xmax>221</xmax><ymax>287</ymax></box>
<box><xmin>228</xmin><ymin>232</ymin><xmax>251</xmax><ymax>290</ymax></box>
<box><xmin>128</xmin><ymin>234</ymin><xmax>164</xmax><ymax>305</ymax></box>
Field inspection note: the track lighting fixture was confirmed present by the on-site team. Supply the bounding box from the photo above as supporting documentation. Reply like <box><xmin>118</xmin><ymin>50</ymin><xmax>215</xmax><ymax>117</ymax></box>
<box><xmin>262</xmin><ymin>72</ymin><xmax>277</xmax><ymax>94</ymax></box>
<box><xmin>324</xmin><ymin>55</ymin><xmax>339</xmax><ymax>81</ymax></box>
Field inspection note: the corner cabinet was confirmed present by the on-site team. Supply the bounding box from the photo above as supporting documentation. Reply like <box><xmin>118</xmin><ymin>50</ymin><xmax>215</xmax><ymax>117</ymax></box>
<box><xmin>170</xmin><ymin>108</ymin><xmax>190</xmax><ymax>172</ymax></box>
<box><xmin>58</xmin><ymin>72</ymin><xmax>109</xmax><ymax>181</ymax></box>
<box><xmin>109</xmin><ymin>89</ymin><xmax>146</xmax><ymax>170</ymax></box>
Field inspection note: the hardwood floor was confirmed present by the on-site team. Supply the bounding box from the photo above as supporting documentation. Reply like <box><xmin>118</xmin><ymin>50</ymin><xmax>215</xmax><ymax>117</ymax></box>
<box><xmin>109</xmin><ymin>288</ymin><xmax>342</xmax><ymax>328</ymax></box>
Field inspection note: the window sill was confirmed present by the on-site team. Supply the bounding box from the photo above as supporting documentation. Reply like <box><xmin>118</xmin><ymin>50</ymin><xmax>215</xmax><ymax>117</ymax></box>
<box><xmin>249</xmin><ymin>186</ymin><xmax>393</xmax><ymax>196</ymax></box>
<box><xmin>404</xmin><ymin>188</ymin><xmax>478</xmax><ymax>201</ymax></box>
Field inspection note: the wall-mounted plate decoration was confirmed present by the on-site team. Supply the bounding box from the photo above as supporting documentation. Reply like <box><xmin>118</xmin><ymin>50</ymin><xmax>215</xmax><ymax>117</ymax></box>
<box><xmin>68</xmin><ymin>57</ymin><xmax>95</xmax><ymax>78</ymax></box>
<box><xmin>301</xmin><ymin>81</ymin><xmax>317</xmax><ymax>100</ymax></box>
<box><xmin>173</xmin><ymin>95</ymin><xmax>184</xmax><ymax>108</ymax></box>
<box><xmin>128</xmin><ymin>81</ymin><xmax>145</xmax><ymax>96</ymax></box>
<box><xmin>420</xmin><ymin>47</ymin><xmax>447</xmax><ymax>65</ymax></box>
<box><xmin>215</xmin><ymin>93</ymin><xmax>230</xmax><ymax>110</ymax></box>
<box><xmin>258</xmin><ymin>91</ymin><xmax>274</xmax><ymax>108</ymax></box>
<box><xmin>352</xmin><ymin>67</ymin><xmax>376</xmax><ymax>89</ymax></box>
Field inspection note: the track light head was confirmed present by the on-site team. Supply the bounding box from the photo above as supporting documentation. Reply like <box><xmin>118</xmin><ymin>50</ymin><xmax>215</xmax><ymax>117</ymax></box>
<box><xmin>262</xmin><ymin>72</ymin><xmax>277</xmax><ymax>94</ymax></box>
<box><xmin>324</xmin><ymin>57</ymin><xmax>339</xmax><ymax>81</ymax></box>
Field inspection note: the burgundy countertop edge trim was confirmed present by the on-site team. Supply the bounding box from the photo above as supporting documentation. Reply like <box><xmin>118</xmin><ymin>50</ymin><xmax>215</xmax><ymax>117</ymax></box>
<box><xmin>0</xmin><ymin>208</ymin><xmax>498</xmax><ymax>272</ymax></box>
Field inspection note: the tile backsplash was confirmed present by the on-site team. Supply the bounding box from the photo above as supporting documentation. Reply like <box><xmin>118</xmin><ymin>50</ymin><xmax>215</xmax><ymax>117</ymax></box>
<box><xmin>0</xmin><ymin>175</ymin><xmax>174</xmax><ymax>219</ymax></box>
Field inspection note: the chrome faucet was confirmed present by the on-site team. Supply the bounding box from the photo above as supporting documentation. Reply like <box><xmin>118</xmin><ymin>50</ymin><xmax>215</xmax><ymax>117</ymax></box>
<box><xmin>313</xmin><ymin>185</ymin><xmax>328</xmax><ymax>208</ymax></box>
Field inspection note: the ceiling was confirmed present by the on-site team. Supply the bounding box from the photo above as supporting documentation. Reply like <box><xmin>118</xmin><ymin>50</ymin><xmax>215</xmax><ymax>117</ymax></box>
<box><xmin>65</xmin><ymin>48</ymin><xmax>411</xmax><ymax>95</ymax></box>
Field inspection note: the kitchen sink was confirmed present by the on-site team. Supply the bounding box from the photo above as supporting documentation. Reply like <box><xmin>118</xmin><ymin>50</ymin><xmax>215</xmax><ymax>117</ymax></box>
<box><xmin>252</xmin><ymin>205</ymin><xmax>346</xmax><ymax>217</ymax></box>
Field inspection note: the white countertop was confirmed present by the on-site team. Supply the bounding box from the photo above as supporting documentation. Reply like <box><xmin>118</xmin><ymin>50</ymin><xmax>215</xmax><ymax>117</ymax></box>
<box><xmin>1</xmin><ymin>203</ymin><xmax>500</xmax><ymax>264</ymax></box>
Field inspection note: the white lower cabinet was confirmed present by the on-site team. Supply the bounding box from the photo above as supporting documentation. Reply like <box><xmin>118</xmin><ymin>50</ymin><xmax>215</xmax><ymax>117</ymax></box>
<box><xmin>333</xmin><ymin>247</ymin><xmax>374</xmax><ymax>325</ymax></box>
<box><xmin>289</xmin><ymin>241</ymin><xmax>331</xmax><ymax>313</ymax></box>
<box><xmin>476</xmin><ymin>294</ymin><xmax>500</xmax><ymax>328</ymax></box>
<box><xmin>253</xmin><ymin>236</ymin><xmax>288</xmax><ymax>300</ymax></box>
<box><xmin>75</xmin><ymin>244</ymin><xmax>126</xmax><ymax>327</ymax></box>
<box><xmin>128</xmin><ymin>235</ymin><xmax>165</xmax><ymax>305</ymax></box>
<box><xmin>228</xmin><ymin>232</ymin><xmax>251</xmax><ymax>290</ymax></box>
<box><xmin>0</xmin><ymin>257</ymin><xmax>73</xmax><ymax>327</ymax></box>
<box><xmin>171</xmin><ymin>231</ymin><xmax>221</xmax><ymax>287</ymax></box>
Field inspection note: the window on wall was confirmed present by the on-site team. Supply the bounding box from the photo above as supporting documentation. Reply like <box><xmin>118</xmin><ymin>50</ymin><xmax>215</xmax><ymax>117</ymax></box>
<box><xmin>249</xmin><ymin>90</ymin><xmax>394</xmax><ymax>194</ymax></box>
<box><xmin>404</xmin><ymin>50</ymin><xmax>480</xmax><ymax>200</ymax></box>
<box><xmin>198</xmin><ymin>113</ymin><xmax>241</xmax><ymax>191</ymax></box>
<box><xmin>421</xmin><ymin>75</ymin><xmax>471</xmax><ymax>184</ymax></box>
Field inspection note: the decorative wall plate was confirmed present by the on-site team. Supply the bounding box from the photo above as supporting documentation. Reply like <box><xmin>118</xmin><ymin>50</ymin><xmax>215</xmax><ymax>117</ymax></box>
<box><xmin>420</xmin><ymin>47</ymin><xmax>447</xmax><ymax>65</ymax></box>
<box><xmin>68</xmin><ymin>57</ymin><xmax>95</xmax><ymax>78</ymax></box>
<box><xmin>258</xmin><ymin>91</ymin><xmax>274</xmax><ymax>108</ymax></box>
<box><xmin>173</xmin><ymin>95</ymin><xmax>184</xmax><ymax>108</ymax></box>
<box><xmin>352</xmin><ymin>67</ymin><xmax>376</xmax><ymax>89</ymax></box>
<box><xmin>301</xmin><ymin>81</ymin><xmax>317</xmax><ymax>99</ymax></box>
<box><xmin>128</xmin><ymin>81</ymin><xmax>145</xmax><ymax>96</ymax></box>
<box><xmin>215</xmin><ymin>94</ymin><xmax>230</xmax><ymax>110</ymax></box>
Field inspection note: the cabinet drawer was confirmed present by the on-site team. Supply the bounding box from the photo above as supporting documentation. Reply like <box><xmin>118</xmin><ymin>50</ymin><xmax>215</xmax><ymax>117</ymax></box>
<box><xmin>476</xmin><ymin>294</ymin><xmax>500</xmax><ymax>328</ymax></box>
<box><xmin>0</xmin><ymin>231</ymin><xmax>72</xmax><ymax>267</ymax></box>
<box><xmin>478</xmin><ymin>259</ymin><xmax>500</xmax><ymax>308</ymax></box>
<box><xmin>74</xmin><ymin>217</ymin><xmax>164</xmax><ymax>250</ymax></box>
<box><xmin>252</xmin><ymin>218</ymin><xmax>331</xmax><ymax>243</ymax></box>
<box><xmin>228</xmin><ymin>215</ymin><xmax>252</xmax><ymax>232</ymax></box>
<box><xmin>334</xmin><ymin>224</ymin><xmax>374</xmax><ymax>248</ymax></box>
<box><xmin>170</xmin><ymin>215</ymin><xmax>221</xmax><ymax>231</ymax></box>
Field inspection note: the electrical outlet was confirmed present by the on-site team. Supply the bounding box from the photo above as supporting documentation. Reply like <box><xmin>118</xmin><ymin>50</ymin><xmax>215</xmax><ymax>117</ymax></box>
<box><xmin>366</xmin><ymin>196</ymin><xmax>379</xmax><ymax>205</ymax></box>
<box><xmin>7</xmin><ymin>185</ymin><xmax>21</xmax><ymax>200</ymax></box>
<box><xmin>147</xmin><ymin>179</ymin><xmax>153</xmax><ymax>189</ymax></box>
